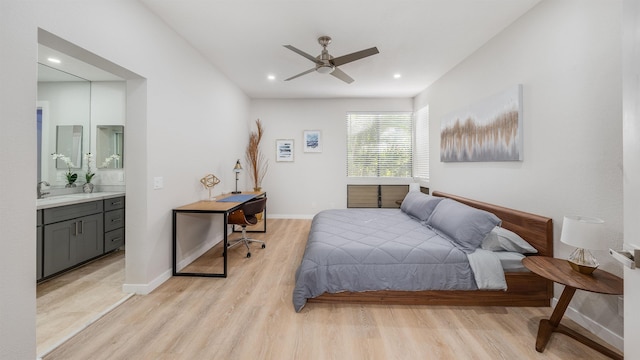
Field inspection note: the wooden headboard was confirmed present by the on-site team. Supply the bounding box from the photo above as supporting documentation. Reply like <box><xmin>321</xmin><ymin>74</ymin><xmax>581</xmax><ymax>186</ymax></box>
<box><xmin>432</xmin><ymin>191</ymin><xmax>553</xmax><ymax>257</ymax></box>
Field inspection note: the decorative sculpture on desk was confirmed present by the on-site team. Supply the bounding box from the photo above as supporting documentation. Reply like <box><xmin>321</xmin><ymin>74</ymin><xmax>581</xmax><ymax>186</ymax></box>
<box><xmin>200</xmin><ymin>174</ymin><xmax>221</xmax><ymax>201</ymax></box>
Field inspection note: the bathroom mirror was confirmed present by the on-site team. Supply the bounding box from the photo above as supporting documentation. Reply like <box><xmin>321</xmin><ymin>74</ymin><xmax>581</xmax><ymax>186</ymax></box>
<box><xmin>55</xmin><ymin>125</ymin><xmax>83</xmax><ymax>169</ymax></box>
<box><xmin>96</xmin><ymin>125</ymin><xmax>124</xmax><ymax>169</ymax></box>
<box><xmin>37</xmin><ymin>63</ymin><xmax>90</xmax><ymax>183</ymax></box>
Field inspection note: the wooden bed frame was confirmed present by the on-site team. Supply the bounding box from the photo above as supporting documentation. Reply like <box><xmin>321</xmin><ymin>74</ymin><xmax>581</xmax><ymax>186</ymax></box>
<box><xmin>307</xmin><ymin>191</ymin><xmax>554</xmax><ymax>307</ymax></box>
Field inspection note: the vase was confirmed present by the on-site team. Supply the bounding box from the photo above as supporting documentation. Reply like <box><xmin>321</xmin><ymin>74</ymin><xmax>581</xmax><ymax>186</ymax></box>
<box><xmin>83</xmin><ymin>183</ymin><xmax>94</xmax><ymax>193</ymax></box>
<box><xmin>65</xmin><ymin>183</ymin><xmax>76</xmax><ymax>188</ymax></box>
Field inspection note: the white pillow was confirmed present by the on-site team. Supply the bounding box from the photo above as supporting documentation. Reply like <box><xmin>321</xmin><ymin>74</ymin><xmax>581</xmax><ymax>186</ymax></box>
<box><xmin>481</xmin><ymin>226</ymin><xmax>538</xmax><ymax>254</ymax></box>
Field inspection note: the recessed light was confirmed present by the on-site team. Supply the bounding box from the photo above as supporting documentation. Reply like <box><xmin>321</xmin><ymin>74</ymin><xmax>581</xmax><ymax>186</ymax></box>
<box><xmin>393</xmin><ymin>73</ymin><xmax>402</xmax><ymax>79</ymax></box>
<box><xmin>47</xmin><ymin>57</ymin><xmax>61</xmax><ymax>64</ymax></box>
<box><xmin>267</xmin><ymin>74</ymin><xmax>276</xmax><ymax>81</ymax></box>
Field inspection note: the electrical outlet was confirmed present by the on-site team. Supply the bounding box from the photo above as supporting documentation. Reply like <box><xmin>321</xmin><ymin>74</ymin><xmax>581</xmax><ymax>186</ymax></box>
<box><xmin>618</xmin><ymin>296</ymin><xmax>624</xmax><ymax>317</ymax></box>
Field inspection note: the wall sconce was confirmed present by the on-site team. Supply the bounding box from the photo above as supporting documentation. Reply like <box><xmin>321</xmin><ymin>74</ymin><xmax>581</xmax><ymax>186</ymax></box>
<box><xmin>560</xmin><ymin>215</ymin><xmax>606</xmax><ymax>274</ymax></box>
<box><xmin>232</xmin><ymin>159</ymin><xmax>242</xmax><ymax>194</ymax></box>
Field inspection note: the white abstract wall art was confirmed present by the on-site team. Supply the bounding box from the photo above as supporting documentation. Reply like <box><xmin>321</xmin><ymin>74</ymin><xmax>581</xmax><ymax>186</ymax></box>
<box><xmin>440</xmin><ymin>84</ymin><xmax>523</xmax><ymax>162</ymax></box>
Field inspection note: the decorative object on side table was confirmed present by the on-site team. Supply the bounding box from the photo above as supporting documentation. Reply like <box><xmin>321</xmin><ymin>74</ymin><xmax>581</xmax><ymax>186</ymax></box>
<box><xmin>200</xmin><ymin>173</ymin><xmax>220</xmax><ymax>201</ymax></box>
<box><xmin>51</xmin><ymin>153</ymin><xmax>77</xmax><ymax>187</ymax></box>
<box><xmin>232</xmin><ymin>160</ymin><xmax>242</xmax><ymax>194</ymax></box>
<box><xmin>246</xmin><ymin>118</ymin><xmax>268</xmax><ymax>191</ymax></box>
<box><xmin>560</xmin><ymin>215</ymin><xmax>606</xmax><ymax>274</ymax></box>
<box><xmin>83</xmin><ymin>152</ymin><xmax>96</xmax><ymax>193</ymax></box>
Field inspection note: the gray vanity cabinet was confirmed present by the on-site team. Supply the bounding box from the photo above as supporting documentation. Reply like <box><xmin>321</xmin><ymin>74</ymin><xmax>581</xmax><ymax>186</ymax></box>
<box><xmin>104</xmin><ymin>197</ymin><xmax>125</xmax><ymax>252</ymax></box>
<box><xmin>37</xmin><ymin>210</ymin><xmax>43</xmax><ymax>281</ymax></box>
<box><xmin>42</xmin><ymin>201</ymin><xmax>104</xmax><ymax>278</ymax></box>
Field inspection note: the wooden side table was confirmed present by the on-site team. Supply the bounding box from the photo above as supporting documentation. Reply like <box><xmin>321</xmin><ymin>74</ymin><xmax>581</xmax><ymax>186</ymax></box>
<box><xmin>522</xmin><ymin>256</ymin><xmax>623</xmax><ymax>359</ymax></box>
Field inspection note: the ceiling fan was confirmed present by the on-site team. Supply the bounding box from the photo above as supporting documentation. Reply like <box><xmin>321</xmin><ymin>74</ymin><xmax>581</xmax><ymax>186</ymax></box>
<box><xmin>283</xmin><ymin>36</ymin><xmax>379</xmax><ymax>84</ymax></box>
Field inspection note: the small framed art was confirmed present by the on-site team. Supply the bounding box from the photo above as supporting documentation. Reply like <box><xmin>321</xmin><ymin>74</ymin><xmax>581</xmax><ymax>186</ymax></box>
<box><xmin>303</xmin><ymin>130</ymin><xmax>322</xmax><ymax>153</ymax></box>
<box><xmin>276</xmin><ymin>139</ymin><xmax>294</xmax><ymax>162</ymax></box>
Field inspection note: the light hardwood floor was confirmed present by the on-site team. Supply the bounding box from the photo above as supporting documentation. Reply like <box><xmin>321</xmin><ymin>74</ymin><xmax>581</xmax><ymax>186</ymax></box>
<box><xmin>45</xmin><ymin>219</ymin><xmax>618</xmax><ymax>359</ymax></box>
<box><xmin>37</xmin><ymin>250</ymin><xmax>128</xmax><ymax>356</ymax></box>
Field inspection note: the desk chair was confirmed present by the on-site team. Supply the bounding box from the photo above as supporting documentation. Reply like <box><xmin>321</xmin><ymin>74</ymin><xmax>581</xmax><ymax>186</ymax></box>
<box><xmin>227</xmin><ymin>197</ymin><xmax>267</xmax><ymax>258</ymax></box>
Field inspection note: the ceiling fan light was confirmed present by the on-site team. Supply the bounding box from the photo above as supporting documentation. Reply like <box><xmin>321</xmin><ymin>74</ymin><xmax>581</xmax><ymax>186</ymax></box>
<box><xmin>316</xmin><ymin>65</ymin><xmax>335</xmax><ymax>74</ymax></box>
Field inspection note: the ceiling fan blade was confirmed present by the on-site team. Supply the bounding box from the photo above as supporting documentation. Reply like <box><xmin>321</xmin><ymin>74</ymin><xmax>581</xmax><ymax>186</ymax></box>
<box><xmin>331</xmin><ymin>47</ymin><xmax>379</xmax><ymax>67</ymax></box>
<box><xmin>330</xmin><ymin>67</ymin><xmax>354</xmax><ymax>84</ymax></box>
<box><xmin>283</xmin><ymin>45</ymin><xmax>321</xmax><ymax>64</ymax></box>
<box><xmin>284</xmin><ymin>68</ymin><xmax>316</xmax><ymax>81</ymax></box>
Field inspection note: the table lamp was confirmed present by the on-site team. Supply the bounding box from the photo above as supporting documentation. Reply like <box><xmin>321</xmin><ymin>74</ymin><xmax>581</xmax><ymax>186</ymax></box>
<box><xmin>560</xmin><ymin>215</ymin><xmax>606</xmax><ymax>274</ymax></box>
<box><xmin>232</xmin><ymin>159</ymin><xmax>242</xmax><ymax>194</ymax></box>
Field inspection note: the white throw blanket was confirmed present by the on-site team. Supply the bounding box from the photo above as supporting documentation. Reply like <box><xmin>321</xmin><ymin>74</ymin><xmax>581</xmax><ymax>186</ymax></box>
<box><xmin>467</xmin><ymin>248</ymin><xmax>507</xmax><ymax>290</ymax></box>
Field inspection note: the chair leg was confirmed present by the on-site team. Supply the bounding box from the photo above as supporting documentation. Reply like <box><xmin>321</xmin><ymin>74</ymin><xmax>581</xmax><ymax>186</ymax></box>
<box><xmin>227</xmin><ymin>225</ymin><xmax>265</xmax><ymax>257</ymax></box>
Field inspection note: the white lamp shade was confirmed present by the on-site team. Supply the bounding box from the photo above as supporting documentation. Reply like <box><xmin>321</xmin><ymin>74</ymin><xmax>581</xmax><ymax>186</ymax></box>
<box><xmin>560</xmin><ymin>215</ymin><xmax>606</xmax><ymax>250</ymax></box>
<box><xmin>409</xmin><ymin>183</ymin><xmax>420</xmax><ymax>192</ymax></box>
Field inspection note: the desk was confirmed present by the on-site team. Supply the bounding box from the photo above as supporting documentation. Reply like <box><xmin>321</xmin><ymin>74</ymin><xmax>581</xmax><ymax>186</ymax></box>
<box><xmin>522</xmin><ymin>256</ymin><xmax>623</xmax><ymax>359</ymax></box>
<box><xmin>172</xmin><ymin>191</ymin><xmax>266</xmax><ymax>277</ymax></box>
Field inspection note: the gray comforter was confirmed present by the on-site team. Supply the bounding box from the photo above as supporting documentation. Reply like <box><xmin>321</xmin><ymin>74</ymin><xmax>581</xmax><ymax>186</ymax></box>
<box><xmin>293</xmin><ymin>209</ymin><xmax>478</xmax><ymax>312</ymax></box>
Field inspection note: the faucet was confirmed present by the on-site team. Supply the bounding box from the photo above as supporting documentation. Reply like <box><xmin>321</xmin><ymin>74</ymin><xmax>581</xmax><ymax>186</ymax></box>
<box><xmin>37</xmin><ymin>181</ymin><xmax>50</xmax><ymax>199</ymax></box>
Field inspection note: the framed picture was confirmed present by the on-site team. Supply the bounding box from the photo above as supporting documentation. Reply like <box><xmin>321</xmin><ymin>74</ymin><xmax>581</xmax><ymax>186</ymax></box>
<box><xmin>303</xmin><ymin>130</ymin><xmax>322</xmax><ymax>153</ymax></box>
<box><xmin>276</xmin><ymin>139</ymin><xmax>294</xmax><ymax>162</ymax></box>
<box><xmin>440</xmin><ymin>84</ymin><xmax>523</xmax><ymax>162</ymax></box>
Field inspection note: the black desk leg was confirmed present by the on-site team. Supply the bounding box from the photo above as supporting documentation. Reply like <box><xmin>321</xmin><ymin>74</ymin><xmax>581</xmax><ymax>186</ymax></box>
<box><xmin>223</xmin><ymin>212</ymin><xmax>228</xmax><ymax>277</ymax></box>
<box><xmin>172</xmin><ymin>210</ymin><xmax>177</xmax><ymax>276</ymax></box>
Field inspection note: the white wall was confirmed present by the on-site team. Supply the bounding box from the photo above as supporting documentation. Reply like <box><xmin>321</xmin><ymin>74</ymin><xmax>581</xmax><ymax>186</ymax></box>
<box><xmin>249</xmin><ymin>98</ymin><xmax>412</xmax><ymax>217</ymax></box>
<box><xmin>415</xmin><ymin>0</ymin><xmax>624</xmax><ymax>348</ymax></box>
<box><xmin>1</xmin><ymin>1</ymin><xmax>250</xmax><ymax>358</ymax></box>
<box><xmin>623</xmin><ymin>0</ymin><xmax>640</xmax><ymax>356</ymax></box>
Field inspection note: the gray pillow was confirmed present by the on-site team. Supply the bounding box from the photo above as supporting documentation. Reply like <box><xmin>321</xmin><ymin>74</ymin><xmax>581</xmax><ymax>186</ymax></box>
<box><xmin>426</xmin><ymin>199</ymin><xmax>502</xmax><ymax>253</ymax></box>
<box><xmin>482</xmin><ymin>226</ymin><xmax>538</xmax><ymax>254</ymax></box>
<box><xmin>400</xmin><ymin>192</ymin><xmax>444</xmax><ymax>221</ymax></box>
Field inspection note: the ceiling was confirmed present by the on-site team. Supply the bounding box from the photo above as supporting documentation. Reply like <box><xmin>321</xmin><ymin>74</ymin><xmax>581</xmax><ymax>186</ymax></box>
<box><xmin>139</xmin><ymin>0</ymin><xmax>541</xmax><ymax>99</ymax></box>
<box><xmin>38</xmin><ymin>44</ymin><xmax>124</xmax><ymax>82</ymax></box>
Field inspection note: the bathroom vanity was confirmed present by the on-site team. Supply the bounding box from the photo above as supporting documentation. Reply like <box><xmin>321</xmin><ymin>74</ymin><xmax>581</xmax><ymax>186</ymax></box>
<box><xmin>36</xmin><ymin>192</ymin><xmax>125</xmax><ymax>281</ymax></box>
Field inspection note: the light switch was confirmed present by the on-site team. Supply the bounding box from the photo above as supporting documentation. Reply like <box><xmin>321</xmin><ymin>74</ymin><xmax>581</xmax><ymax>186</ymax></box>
<box><xmin>153</xmin><ymin>176</ymin><xmax>163</xmax><ymax>190</ymax></box>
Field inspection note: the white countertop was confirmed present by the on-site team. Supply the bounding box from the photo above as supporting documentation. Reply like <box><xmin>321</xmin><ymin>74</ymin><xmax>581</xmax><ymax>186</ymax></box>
<box><xmin>37</xmin><ymin>192</ymin><xmax>125</xmax><ymax>210</ymax></box>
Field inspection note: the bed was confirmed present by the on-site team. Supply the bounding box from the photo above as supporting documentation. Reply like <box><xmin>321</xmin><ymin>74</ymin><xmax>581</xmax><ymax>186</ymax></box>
<box><xmin>293</xmin><ymin>191</ymin><xmax>553</xmax><ymax>312</ymax></box>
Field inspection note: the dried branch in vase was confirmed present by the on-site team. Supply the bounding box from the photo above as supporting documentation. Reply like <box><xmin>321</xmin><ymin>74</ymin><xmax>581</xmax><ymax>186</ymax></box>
<box><xmin>246</xmin><ymin>118</ymin><xmax>268</xmax><ymax>190</ymax></box>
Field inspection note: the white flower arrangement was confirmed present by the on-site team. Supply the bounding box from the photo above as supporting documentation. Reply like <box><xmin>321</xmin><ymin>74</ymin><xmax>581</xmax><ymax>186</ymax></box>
<box><xmin>84</xmin><ymin>153</ymin><xmax>95</xmax><ymax>183</ymax></box>
<box><xmin>101</xmin><ymin>154</ymin><xmax>121</xmax><ymax>168</ymax></box>
<box><xmin>51</xmin><ymin>153</ymin><xmax>77</xmax><ymax>185</ymax></box>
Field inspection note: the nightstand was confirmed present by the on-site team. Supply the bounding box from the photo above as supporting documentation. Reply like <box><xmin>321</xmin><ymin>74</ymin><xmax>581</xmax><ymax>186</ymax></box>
<box><xmin>522</xmin><ymin>256</ymin><xmax>623</xmax><ymax>359</ymax></box>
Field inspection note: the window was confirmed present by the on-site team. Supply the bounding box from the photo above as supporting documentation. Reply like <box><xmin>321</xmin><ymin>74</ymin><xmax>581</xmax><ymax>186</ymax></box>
<box><xmin>346</xmin><ymin>112</ymin><xmax>413</xmax><ymax>177</ymax></box>
<box><xmin>414</xmin><ymin>105</ymin><xmax>430</xmax><ymax>181</ymax></box>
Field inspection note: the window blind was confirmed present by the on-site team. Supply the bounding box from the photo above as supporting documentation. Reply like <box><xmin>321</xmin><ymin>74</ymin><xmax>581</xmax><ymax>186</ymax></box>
<box><xmin>414</xmin><ymin>106</ymin><xmax>430</xmax><ymax>180</ymax></box>
<box><xmin>346</xmin><ymin>112</ymin><xmax>413</xmax><ymax>177</ymax></box>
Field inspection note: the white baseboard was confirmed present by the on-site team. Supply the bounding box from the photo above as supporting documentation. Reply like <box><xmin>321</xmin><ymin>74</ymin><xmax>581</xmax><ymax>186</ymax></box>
<box><xmin>552</xmin><ymin>297</ymin><xmax>624</xmax><ymax>351</ymax></box>
<box><xmin>122</xmin><ymin>236</ymin><xmax>223</xmax><ymax>295</ymax></box>
<box><xmin>176</xmin><ymin>237</ymin><xmax>221</xmax><ymax>272</ymax></box>
<box><xmin>269</xmin><ymin>214</ymin><xmax>314</xmax><ymax>219</ymax></box>
<box><xmin>122</xmin><ymin>269</ymin><xmax>172</xmax><ymax>295</ymax></box>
